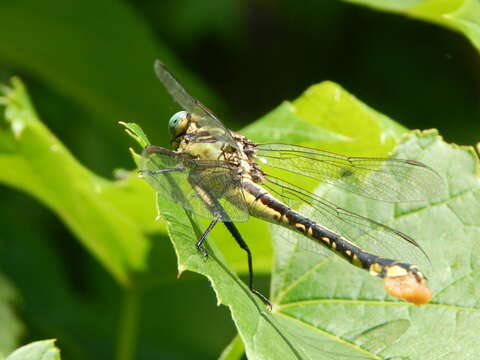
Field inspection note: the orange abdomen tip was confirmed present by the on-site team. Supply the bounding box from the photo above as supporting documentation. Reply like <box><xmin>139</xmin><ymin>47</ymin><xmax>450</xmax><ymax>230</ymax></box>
<box><xmin>384</xmin><ymin>273</ymin><xmax>432</xmax><ymax>306</ymax></box>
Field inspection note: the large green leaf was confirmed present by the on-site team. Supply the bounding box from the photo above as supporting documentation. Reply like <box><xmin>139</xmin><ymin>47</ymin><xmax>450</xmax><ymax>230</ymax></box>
<box><xmin>5</xmin><ymin>340</ymin><xmax>60</xmax><ymax>360</ymax></box>
<box><xmin>270</xmin><ymin>130</ymin><xmax>480</xmax><ymax>359</ymax></box>
<box><xmin>343</xmin><ymin>0</ymin><xmax>480</xmax><ymax>54</ymax></box>
<box><xmin>0</xmin><ymin>79</ymin><xmax>161</xmax><ymax>285</ymax></box>
<box><xmin>124</xmin><ymin>103</ymin><xmax>480</xmax><ymax>359</ymax></box>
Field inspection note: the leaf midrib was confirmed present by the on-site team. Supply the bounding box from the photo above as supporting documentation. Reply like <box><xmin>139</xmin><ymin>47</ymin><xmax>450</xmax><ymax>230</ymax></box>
<box><xmin>276</xmin><ymin>298</ymin><xmax>480</xmax><ymax>313</ymax></box>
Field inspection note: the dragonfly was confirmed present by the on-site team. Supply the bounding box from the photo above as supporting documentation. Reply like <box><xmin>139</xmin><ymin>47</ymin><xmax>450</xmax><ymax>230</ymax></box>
<box><xmin>141</xmin><ymin>60</ymin><xmax>443</xmax><ymax>308</ymax></box>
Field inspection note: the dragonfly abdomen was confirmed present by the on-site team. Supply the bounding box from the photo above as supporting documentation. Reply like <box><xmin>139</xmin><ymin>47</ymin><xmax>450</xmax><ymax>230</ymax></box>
<box><xmin>284</xmin><ymin>210</ymin><xmax>413</xmax><ymax>278</ymax></box>
<box><xmin>242</xmin><ymin>180</ymin><xmax>431</xmax><ymax>304</ymax></box>
<box><xmin>243</xmin><ymin>180</ymin><xmax>385</xmax><ymax>272</ymax></box>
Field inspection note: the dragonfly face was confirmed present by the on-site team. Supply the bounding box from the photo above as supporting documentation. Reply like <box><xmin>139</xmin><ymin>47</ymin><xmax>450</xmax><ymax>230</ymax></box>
<box><xmin>168</xmin><ymin>111</ymin><xmax>189</xmax><ymax>136</ymax></box>
<box><xmin>142</xmin><ymin>60</ymin><xmax>445</xmax><ymax>307</ymax></box>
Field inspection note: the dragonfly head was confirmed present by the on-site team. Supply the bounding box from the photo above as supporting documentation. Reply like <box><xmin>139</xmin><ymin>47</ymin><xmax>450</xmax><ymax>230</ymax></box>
<box><xmin>168</xmin><ymin>111</ymin><xmax>190</xmax><ymax>136</ymax></box>
<box><xmin>169</xmin><ymin>111</ymin><xmax>193</xmax><ymax>149</ymax></box>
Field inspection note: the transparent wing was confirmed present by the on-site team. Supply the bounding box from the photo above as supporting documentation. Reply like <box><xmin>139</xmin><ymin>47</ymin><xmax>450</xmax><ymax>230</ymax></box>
<box><xmin>263</xmin><ymin>175</ymin><xmax>430</xmax><ymax>272</ymax></box>
<box><xmin>154</xmin><ymin>60</ymin><xmax>238</xmax><ymax>149</ymax></box>
<box><xmin>141</xmin><ymin>146</ymin><xmax>249</xmax><ymax>222</ymax></box>
<box><xmin>255</xmin><ymin>143</ymin><xmax>444</xmax><ymax>202</ymax></box>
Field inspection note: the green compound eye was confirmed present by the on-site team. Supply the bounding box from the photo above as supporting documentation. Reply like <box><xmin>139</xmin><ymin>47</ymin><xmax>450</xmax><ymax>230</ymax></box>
<box><xmin>168</xmin><ymin>111</ymin><xmax>188</xmax><ymax>135</ymax></box>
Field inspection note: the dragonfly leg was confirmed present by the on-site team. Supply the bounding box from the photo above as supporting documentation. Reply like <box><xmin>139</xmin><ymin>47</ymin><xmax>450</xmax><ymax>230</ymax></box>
<box><xmin>144</xmin><ymin>145</ymin><xmax>176</xmax><ymax>156</ymax></box>
<box><xmin>223</xmin><ymin>222</ymin><xmax>272</xmax><ymax>309</ymax></box>
<box><xmin>196</xmin><ymin>218</ymin><xmax>218</xmax><ymax>258</ymax></box>
<box><xmin>140</xmin><ymin>168</ymin><xmax>183</xmax><ymax>175</ymax></box>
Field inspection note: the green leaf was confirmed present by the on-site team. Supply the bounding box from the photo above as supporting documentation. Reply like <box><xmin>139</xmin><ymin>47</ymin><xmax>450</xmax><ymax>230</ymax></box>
<box><xmin>130</xmin><ymin>94</ymin><xmax>480</xmax><ymax>358</ymax></box>
<box><xmin>119</xmin><ymin>122</ymin><xmax>151</xmax><ymax>150</ymax></box>
<box><xmin>270</xmin><ymin>130</ymin><xmax>480</xmax><ymax>359</ymax></box>
<box><xmin>343</xmin><ymin>0</ymin><xmax>480</xmax><ymax>54</ymax></box>
<box><xmin>5</xmin><ymin>340</ymin><xmax>60</xmax><ymax>360</ymax></box>
<box><xmin>0</xmin><ymin>273</ymin><xmax>23</xmax><ymax>358</ymax></box>
<box><xmin>0</xmin><ymin>78</ymin><xmax>162</xmax><ymax>285</ymax></box>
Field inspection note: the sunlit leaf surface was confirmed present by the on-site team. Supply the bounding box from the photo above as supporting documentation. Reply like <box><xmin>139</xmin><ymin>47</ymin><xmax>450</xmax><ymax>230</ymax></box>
<box><xmin>271</xmin><ymin>130</ymin><xmax>480</xmax><ymax>359</ymax></box>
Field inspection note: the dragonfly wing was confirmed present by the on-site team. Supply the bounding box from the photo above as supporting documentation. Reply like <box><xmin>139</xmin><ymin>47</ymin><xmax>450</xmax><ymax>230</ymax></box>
<box><xmin>255</xmin><ymin>143</ymin><xmax>444</xmax><ymax>202</ymax></box>
<box><xmin>263</xmin><ymin>176</ymin><xmax>430</xmax><ymax>272</ymax></box>
<box><xmin>141</xmin><ymin>146</ymin><xmax>249</xmax><ymax>222</ymax></box>
<box><xmin>187</xmin><ymin>163</ymin><xmax>249</xmax><ymax>222</ymax></box>
<box><xmin>154</xmin><ymin>60</ymin><xmax>238</xmax><ymax>149</ymax></box>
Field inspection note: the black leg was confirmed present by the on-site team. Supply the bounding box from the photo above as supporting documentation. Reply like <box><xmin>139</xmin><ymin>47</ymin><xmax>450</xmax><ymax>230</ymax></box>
<box><xmin>223</xmin><ymin>222</ymin><xmax>272</xmax><ymax>309</ymax></box>
<box><xmin>196</xmin><ymin>218</ymin><xmax>218</xmax><ymax>258</ymax></box>
<box><xmin>144</xmin><ymin>145</ymin><xmax>176</xmax><ymax>156</ymax></box>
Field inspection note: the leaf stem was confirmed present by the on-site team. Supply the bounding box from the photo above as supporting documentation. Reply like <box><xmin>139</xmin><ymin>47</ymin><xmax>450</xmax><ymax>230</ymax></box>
<box><xmin>116</xmin><ymin>284</ymin><xmax>141</xmax><ymax>360</ymax></box>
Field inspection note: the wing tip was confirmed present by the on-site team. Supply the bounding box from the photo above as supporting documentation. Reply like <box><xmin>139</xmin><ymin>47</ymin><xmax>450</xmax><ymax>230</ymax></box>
<box><xmin>154</xmin><ymin>59</ymin><xmax>167</xmax><ymax>75</ymax></box>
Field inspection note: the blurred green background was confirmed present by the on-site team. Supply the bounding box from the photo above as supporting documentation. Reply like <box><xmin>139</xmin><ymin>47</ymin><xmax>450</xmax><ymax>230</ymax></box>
<box><xmin>0</xmin><ymin>0</ymin><xmax>479</xmax><ymax>359</ymax></box>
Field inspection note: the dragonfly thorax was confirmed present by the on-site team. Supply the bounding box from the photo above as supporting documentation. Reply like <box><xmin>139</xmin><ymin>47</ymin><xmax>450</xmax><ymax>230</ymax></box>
<box><xmin>174</xmin><ymin>122</ymin><xmax>266</xmax><ymax>185</ymax></box>
<box><xmin>176</xmin><ymin>120</ymin><xmax>229</xmax><ymax>159</ymax></box>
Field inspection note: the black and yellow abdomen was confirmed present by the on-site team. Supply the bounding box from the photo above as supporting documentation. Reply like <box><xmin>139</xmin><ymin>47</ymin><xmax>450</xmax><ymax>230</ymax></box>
<box><xmin>241</xmin><ymin>180</ymin><xmax>431</xmax><ymax>305</ymax></box>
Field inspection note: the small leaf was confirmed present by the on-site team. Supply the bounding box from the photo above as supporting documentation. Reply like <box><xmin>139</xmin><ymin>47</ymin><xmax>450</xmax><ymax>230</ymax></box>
<box><xmin>119</xmin><ymin>122</ymin><xmax>151</xmax><ymax>149</ymax></box>
<box><xmin>120</xmin><ymin>122</ymin><xmax>152</xmax><ymax>168</ymax></box>
<box><xmin>5</xmin><ymin>340</ymin><xmax>60</xmax><ymax>360</ymax></box>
